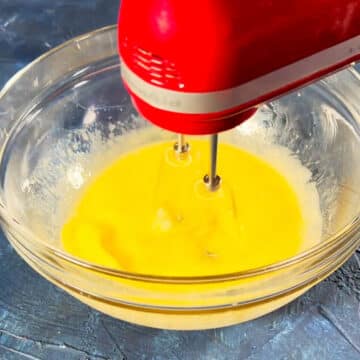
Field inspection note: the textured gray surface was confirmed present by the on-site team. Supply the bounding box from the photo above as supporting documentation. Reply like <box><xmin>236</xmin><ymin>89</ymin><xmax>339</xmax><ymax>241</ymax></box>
<box><xmin>0</xmin><ymin>1</ymin><xmax>360</xmax><ymax>359</ymax></box>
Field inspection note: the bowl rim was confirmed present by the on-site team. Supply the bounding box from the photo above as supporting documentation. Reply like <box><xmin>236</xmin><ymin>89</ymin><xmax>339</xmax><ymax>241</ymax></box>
<box><xmin>0</xmin><ymin>25</ymin><xmax>359</xmax><ymax>283</ymax></box>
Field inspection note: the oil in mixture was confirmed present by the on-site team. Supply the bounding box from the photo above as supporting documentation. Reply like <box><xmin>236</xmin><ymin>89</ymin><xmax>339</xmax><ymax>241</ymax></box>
<box><xmin>62</xmin><ymin>140</ymin><xmax>321</xmax><ymax>276</ymax></box>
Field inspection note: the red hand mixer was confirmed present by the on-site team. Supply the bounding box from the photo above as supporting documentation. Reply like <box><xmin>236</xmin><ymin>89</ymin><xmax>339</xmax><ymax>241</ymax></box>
<box><xmin>118</xmin><ymin>0</ymin><xmax>360</xmax><ymax>189</ymax></box>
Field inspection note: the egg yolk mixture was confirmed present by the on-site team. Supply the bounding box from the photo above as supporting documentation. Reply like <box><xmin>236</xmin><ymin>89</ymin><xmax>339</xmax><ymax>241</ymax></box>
<box><xmin>62</xmin><ymin>140</ymin><xmax>311</xmax><ymax>276</ymax></box>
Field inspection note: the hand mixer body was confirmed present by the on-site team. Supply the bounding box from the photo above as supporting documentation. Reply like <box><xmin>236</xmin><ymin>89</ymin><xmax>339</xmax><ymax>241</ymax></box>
<box><xmin>118</xmin><ymin>0</ymin><xmax>360</xmax><ymax>134</ymax></box>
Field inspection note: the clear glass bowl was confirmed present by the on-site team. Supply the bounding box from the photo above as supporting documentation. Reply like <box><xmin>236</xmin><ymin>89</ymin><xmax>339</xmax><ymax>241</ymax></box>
<box><xmin>0</xmin><ymin>25</ymin><xmax>359</xmax><ymax>330</ymax></box>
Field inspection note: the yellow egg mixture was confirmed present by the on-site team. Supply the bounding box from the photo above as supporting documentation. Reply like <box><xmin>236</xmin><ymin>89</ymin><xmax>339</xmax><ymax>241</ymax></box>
<box><xmin>62</xmin><ymin>140</ymin><xmax>321</xmax><ymax>276</ymax></box>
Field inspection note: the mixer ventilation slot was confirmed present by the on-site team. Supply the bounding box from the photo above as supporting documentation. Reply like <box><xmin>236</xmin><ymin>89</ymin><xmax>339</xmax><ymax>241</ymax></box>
<box><xmin>125</xmin><ymin>41</ymin><xmax>182</xmax><ymax>89</ymax></box>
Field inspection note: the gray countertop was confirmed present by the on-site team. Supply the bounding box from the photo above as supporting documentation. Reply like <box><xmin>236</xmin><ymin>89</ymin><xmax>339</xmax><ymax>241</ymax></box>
<box><xmin>0</xmin><ymin>1</ymin><xmax>360</xmax><ymax>359</ymax></box>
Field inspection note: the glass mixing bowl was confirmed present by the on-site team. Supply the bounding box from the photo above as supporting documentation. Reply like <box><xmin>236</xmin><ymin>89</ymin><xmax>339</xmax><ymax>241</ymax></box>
<box><xmin>0</xmin><ymin>26</ymin><xmax>359</xmax><ymax>330</ymax></box>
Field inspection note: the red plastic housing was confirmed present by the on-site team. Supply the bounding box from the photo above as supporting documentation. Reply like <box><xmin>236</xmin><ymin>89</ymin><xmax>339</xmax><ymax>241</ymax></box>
<box><xmin>118</xmin><ymin>0</ymin><xmax>360</xmax><ymax>134</ymax></box>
